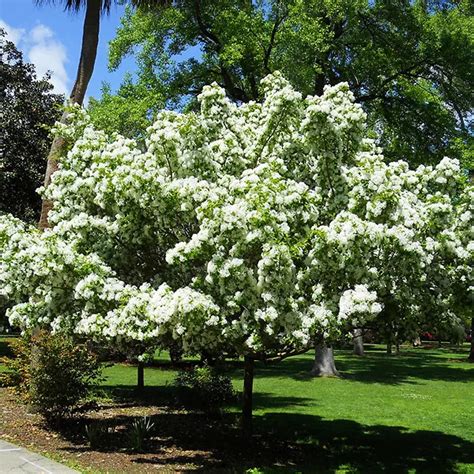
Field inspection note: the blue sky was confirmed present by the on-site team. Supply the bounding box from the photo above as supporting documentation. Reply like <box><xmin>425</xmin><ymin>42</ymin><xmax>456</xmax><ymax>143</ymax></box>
<box><xmin>0</xmin><ymin>0</ymin><xmax>136</xmax><ymax>100</ymax></box>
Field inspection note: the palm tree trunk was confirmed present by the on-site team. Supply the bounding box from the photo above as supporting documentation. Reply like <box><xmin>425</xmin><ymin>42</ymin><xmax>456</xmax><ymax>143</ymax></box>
<box><xmin>38</xmin><ymin>0</ymin><xmax>101</xmax><ymax>229</ymax></box>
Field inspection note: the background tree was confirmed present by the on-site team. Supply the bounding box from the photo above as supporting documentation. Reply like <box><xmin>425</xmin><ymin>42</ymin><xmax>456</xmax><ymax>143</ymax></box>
<box><xmin>88</xmin><ymin>75</ymin><xmax>164</xmax><ymax>144</ymax></box>
<box><xmin>0</xmin><ymin>29</ymin><xmax>62</xmax><ymax>222</ymax></box>
<box><xmin>102</xmin><ymin>0</ymin><xmax>473</xmax><ymax>169</ymax></box>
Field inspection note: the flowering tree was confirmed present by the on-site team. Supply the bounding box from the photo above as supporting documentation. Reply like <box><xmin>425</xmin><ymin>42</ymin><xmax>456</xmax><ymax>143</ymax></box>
<box><xmin>1</xmin><ymin>73</ymin><xmax>472</xmax><ymax>427</ymax></box>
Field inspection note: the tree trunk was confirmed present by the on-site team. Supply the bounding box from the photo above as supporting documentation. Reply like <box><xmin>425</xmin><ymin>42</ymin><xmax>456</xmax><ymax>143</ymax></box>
<box><xmin>242</xmin><ymin>356</ymin><xmax>254</xmax><ymax>433</ymax></box>
<box><xmin>137</xmin><ymin>361</ymin><xmax>144</xmax><ymax>391</ymax></box>
<box><xmin>38</xmin><ymin>0</ymin><xmax>101</xmax><ymax>229</ymax></box>
<box><xmin>386</xmin><ymin>341</ymin><xmax>392</xmax><ymax>355</ymax></box>
<box><xmin>469</xmin><ymin>318</ymin><xmax>474</xmax><ymax>362</ymax></box>
<box><xmin>353</xmin><ymin>328</ymin><xmax>364</xmax><ymax>356</ymax></box>
<box><xmin>311</xmin><ymin>342</ymin><xmax>339</xmax><ymax>377</ymax></box>
<box><xmin>28</xmin><ymin>328</ymin><xmax>42</xmax><ymax>413</ymax></box>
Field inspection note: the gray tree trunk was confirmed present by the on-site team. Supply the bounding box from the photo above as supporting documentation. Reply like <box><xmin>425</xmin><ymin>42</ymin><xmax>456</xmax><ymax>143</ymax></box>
<box><xmin>353</xmin><ymin>328</ymin><xmax>364</xmax><ymax>356</ymax></box>
<box><xmin>311</xmin><ymin>343</ymin><xmax>339</xmax><ymax>377</ymax></box>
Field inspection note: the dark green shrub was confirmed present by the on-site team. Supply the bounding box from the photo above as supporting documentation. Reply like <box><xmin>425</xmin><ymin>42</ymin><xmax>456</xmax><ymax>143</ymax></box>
<box><xmin>174</xmin><ymin>365</ymin><xmax>236</xmax><ymax>413</ymax></box>
<box><xmin>0</xmin><ymin>331</ymin><xmax>102</xmax><ymax>420</ymax></box>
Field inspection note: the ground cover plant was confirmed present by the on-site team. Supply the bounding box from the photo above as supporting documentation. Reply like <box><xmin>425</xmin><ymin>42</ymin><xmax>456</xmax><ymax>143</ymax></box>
<box><xmin>0</xmin><ymin>341</ymin><xmax>473</xmax><ymax>472</ymax></box>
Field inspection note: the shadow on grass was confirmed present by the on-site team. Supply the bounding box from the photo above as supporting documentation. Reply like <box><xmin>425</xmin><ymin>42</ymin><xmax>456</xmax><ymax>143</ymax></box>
<box><xmin>57</xmin><ymin>407</ymin><xmax>474</xmax><ymax>472</ymax></box>
<box><xmin>96</xmin><ymin>384</ymin><xmax>314</xmax><ymax>413</ymax></box>
<box><xmin>106</xmin><ymin>346</ymin><xmax>474</xmax><ymax>388</ymax></box>
<box><xmin>337</xmin><ymin>351</ymin><xmax>474</xmax><ymax>385</ymax></box>
<box><xmin>223</xmin><ymin>348</ymin><xmax>474</xmax><ymax>386</ymax></box>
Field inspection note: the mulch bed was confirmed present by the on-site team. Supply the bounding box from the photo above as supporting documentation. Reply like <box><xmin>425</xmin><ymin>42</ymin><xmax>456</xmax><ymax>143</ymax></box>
<box><xmin>0</xmin><ymin>387</ymin><xmax>301</xmax><ymax>473</ymax></box>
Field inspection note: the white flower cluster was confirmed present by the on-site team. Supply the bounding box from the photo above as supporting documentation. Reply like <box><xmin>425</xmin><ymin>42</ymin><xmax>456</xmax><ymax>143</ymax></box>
<box><xmin>338</xmin><ymin>286</ymin><xmax>382</xmax><ymax>326</ymax></box>
<box><xmin>0</xmin><ymin>72</ymin><xmax>472</xmax><ymax>357</ymax></box>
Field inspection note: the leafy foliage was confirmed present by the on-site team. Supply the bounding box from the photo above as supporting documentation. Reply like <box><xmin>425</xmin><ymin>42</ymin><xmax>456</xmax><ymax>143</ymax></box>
<box><xmin>0</xmin><ymin>29</ymin><xmax>62</xmax><ymax>221</ymax></box>
<box><xmin>127</xmin><ymin>416</ymin><xmax>155</xmax><ymax>452</ymax></box>
<box><xmin>85</xmin><ymin>421</ymin><xmax>110</xmax><ymax>449</ymax></box>
<box><xmin>103</xmin><ymin>0</ymin><xmax>474</xmax><ymax>168</ymax></box>
<box><xmin>88</xmin><ymin>77</ymin><xmax>164</xmax><ymax>143</ymax></box>
<box><xmin>0</xmin><ymin>74</ymin><xmax>471</xmax><ymax>362</ymax></box>
<box><xmin>0</xmin><ymin>336</ymin><xmax>31</xmax><ymax>391</ymax></box>
<box><xmin>174</xmin><ymin>365</ymin><xmax>236</xmax><ymax>412</ymax></box>
<box><xmin>0</xmin><ymin>331</ymin><xmax>102</xmax><ymax>420</ymax></box>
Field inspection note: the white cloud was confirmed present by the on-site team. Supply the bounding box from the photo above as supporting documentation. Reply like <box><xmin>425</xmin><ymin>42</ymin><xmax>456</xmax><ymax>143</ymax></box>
<box><xmin>1</xmin><ymin>19</ymin><xmax>69</xmax><ymax>96</ymax></box>
<box><xmin>28</xmin><ymin>24</ymin><xmax>69</xmax><ymax>95</ymax></box>
<box><xmin>0</xmin><ymin>19</ymin><xmax>25</xmax><ymax>45</ymax></box>
<box><xmin>30</xmin><ymin>24</ymin><xmax>54</xmax><ymax>43</ymax></box>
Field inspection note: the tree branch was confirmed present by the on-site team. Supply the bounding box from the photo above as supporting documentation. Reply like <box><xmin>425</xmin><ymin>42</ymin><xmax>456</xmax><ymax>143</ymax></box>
<box><xmin>263</xmin><ymin>11</ymin><xmax>287</xmax><ymax>74</ymax></box>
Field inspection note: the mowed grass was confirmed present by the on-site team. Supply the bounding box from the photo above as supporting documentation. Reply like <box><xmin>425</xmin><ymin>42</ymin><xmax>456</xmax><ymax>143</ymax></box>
<box><xmin>100</xmin><ymin>344</ymin><xmax>474</xmax><ymax>472</ymax></box>
<box><xmin>2</xmin><ymin>337</ymin><xmax>473</xmax><ymax>471</ymax></box>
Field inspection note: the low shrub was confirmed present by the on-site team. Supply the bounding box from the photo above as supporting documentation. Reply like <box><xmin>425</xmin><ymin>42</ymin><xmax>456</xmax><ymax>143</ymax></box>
<box><xmin>128</xmin><ymin>416</ymin><xmax>155</xmax><ymax>452</ymax></box>
<box><xmin>0</xmin><ymin>331</ymin><xmax>102</xmax><ymax>420</ymax></box>
<box><xmin>174</xmin><ymin>365</ymin><xmax>236</xmax><ymax>413</ymax></box>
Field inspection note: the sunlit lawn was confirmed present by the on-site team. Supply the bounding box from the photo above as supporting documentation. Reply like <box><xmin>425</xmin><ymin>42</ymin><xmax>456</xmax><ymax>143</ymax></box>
<box><xmin>1</xmin><ymin>336</ymin><xmax>473</xmax><ymax>471</ymax></box>
<box><xmin>101</xmin><ymin>344</ymin><xmax>474</xmax><ymax>472</ymax></box>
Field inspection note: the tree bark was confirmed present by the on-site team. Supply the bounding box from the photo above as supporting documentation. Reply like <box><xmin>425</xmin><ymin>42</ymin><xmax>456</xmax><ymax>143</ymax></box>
<box><xmin>469</xmin><ymin>317</ymin><xmax>474</xmax><ymax>362</ymax></box>
<box><xmin>137</xmin><ymin>361</ymin><xmax>145</xmax><ymax>391</ymax></box>
<box><xmin>242</xmin><ymin>356</ymin><xmax>254</xmax><ymax>433</ymax></box>
<box><xmin>38</xmin><ymin>0</ymin><xmax>101</xmax><ymax>229</ymax></box>
<box><xmin>311</xmin><ymin>342</ymin><xmax>339</xmax><ymax>377</ymax></box>
<box><xmin>386</xmin><ymin>342</ymin><xmax>392</xmax><ymax>355</ymax></box>
<box><xmin>395</xmin><ymin>339</ymin><xmax>401</xmax><ymax>355</ymax></box>
<box><xmin>28</xmin><ymin>328</ymin><xmax>42</xmax><ymax>413</ymax></box>
<box><xmin>353</xmin><ymin>328</ymin><xmax>364</xmax><ymax>356</ymax></box>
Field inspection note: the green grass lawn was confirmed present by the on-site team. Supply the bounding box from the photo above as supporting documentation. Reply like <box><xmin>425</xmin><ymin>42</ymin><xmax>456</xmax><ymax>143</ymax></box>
<box><xmin>2</xmin><ymin>338</ymin><xmax>473</xmax><ymax>472</ymax></box>
<box><xmin>98</xmin><ymin>344</ymin><xmax>474</xmax><ymax>472</ymax></box>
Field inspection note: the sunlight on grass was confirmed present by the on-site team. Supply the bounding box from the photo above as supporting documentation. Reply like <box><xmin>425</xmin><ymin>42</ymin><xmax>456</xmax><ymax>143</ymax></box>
<box><xmin>100</xmin><ymin>344</ymin><xmax>474</xmax><ymax>444</ymax></box>
<box><xmin>2</xmin><ymin>339</ymin><xmax>473</xmax><ymax>471</ymax></box>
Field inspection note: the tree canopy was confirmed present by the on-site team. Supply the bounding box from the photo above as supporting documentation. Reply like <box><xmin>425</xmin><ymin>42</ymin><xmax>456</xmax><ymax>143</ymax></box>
<box><xmin>1</xmin><ymin>72</ymin><xmax>472</xmax><ymax>421</ymax></box>
<box><xmin>97</xmin><ymin>0</ymin><xmax>474</xmax><ymax>169</ymax></box>
<box><xmin>2</xmin><ymin>73</ymin><xmax>471</xmax><ymax>354</ymax></box>
<box><xmin>0</xmin><ymin>29</ymin><xmax>62</xmax><ymax>221</ymax></box>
